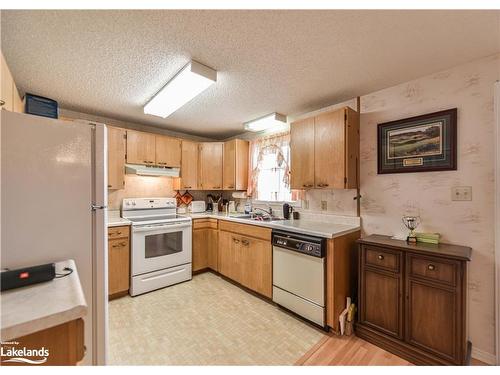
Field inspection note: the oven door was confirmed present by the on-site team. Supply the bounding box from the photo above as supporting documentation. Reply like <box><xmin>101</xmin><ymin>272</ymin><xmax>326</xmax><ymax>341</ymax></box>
<box><xmin>131</xmin><ymin>222</ymin><xmax>192</xmax><ymax>276</ymax></box>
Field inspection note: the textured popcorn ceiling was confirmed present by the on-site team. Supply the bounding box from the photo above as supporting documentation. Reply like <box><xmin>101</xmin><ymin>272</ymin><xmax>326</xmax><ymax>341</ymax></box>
<box><xmin>1</xmin><ymin>10</ymin><xmax>499</xmax><ymax>139</ymax></box>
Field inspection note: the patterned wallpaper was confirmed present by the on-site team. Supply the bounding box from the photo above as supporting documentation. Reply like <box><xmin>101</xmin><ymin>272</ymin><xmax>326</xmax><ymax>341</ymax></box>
<box><xmin>359</xmin><ymin>53</ymin><xmax>499</xmax><ymax>358</ymax></box>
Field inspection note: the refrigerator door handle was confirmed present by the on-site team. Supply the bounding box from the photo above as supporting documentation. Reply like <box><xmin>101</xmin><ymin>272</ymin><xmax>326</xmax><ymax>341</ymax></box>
<box><xmin>91</xmin><ymin>204</ymin><xmax>107</xmax><ymax>211</ymax></box>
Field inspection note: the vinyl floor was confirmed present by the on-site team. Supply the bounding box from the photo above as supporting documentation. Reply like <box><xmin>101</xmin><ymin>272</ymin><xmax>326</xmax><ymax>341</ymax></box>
<box><xmin>108</xmin><ymin>272</ymin><xmax>325</xmax><ymax>365</ymax></box>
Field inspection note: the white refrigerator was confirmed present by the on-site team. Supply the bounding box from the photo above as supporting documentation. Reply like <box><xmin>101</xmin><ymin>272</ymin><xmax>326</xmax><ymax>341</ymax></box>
<box><xmin>1</xmin><ymin>110</ymin><xmax>108</xmax><ymax>365</ymax></box>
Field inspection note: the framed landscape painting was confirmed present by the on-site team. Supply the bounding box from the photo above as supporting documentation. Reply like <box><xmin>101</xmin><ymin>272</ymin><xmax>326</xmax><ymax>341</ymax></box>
<box><xmin>377</xmin><ymin>108</ymin><xmax>457</xmax><ymax>174</ymax></box>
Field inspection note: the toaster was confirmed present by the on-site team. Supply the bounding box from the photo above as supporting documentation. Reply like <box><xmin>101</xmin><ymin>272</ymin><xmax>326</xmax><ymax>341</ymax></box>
<box><xmin>190</xmin><ymin>201</ymin><xmax>206</xmax><ymax>213</ymax></box>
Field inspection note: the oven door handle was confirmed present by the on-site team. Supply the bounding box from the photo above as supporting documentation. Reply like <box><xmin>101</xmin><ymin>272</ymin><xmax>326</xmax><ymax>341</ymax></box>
<box><xmin>132</xmin><ymin>222</ymin><xmax>191</xmax><ymax>232</ymax></box>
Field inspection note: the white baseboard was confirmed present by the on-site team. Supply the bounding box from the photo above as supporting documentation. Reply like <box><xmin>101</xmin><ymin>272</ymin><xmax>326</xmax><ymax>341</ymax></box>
<box><xmin>472</xmin><ymin>347</ymin><xmax>496</xmax><ymax>365</ymax></box>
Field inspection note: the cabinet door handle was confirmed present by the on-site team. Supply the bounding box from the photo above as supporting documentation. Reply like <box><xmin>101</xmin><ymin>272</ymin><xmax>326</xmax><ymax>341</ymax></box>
<box><xmin>317</xmin><ymin>183</ymin><xmax>329</xmax><ymax>187</ymax></box>
<box><xmin>241</xmin><ymin>239</ymin><xmax>249</xmax><ymax>246</ymax></box>
<box><xmin>112</xmin><ymin>242</ymin><xmax>126</xmax><ymax>248</ymax></box>
<box><xmin>227</xmin><ymin>186</ymin><xmax>234</xmax><ymax>189</ymax></box>
<box><xmin>214</xmin><ymin>186</ymin><xmax>221</xmax><ymax>189</ymax></box>
<box><xmin>107</xmin><ymin>184</ymin><xmax>112</xmax><ymax>188</ymax></box>
<box><xmin>427</xmin><ymin>264</ymin><xmax>436</xmax><ymax>271</ymax></box>
<box><xmin>184</xmin><ymin>186</ymin><xmax>192</xmax><ymax>189</ymax></box>
<box><xmin>232</xmin><ymin>237</ymin><xmax>240</xmax><ymax>244</ymax></box>
<box><xmin>302</xmin><ymin>184</ymin><xmax>313</xmax><ymax>188</ymax></box>
<box><xmin>0</xmin><ymin>100</ymin><xmax>5</xmax><ymax>106</ymax></box>
<box><xmin>378</xmin><ymin>254</ymin><xmax>384</xmax><ymax>260</ymax></box>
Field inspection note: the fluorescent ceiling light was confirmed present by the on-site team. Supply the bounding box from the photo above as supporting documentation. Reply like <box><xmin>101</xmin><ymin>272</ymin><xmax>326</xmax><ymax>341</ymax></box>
<box><xmin>244</xmin><ymin>113</ymin><xmax>287</xmax><ymax>132</ymax></box>
<box><xmin>144</xmin><ymin>60</ymin><xmax>217</xmax><ymax>118</ymax></box>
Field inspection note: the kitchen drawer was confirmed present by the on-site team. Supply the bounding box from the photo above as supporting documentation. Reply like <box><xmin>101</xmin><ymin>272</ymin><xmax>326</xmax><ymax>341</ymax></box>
<box><xmin>108</xmin><ymin>225</ymin><xmax>130</xmax><ymax>240</ymax></box>
<box><xmin>408</xmin><ymin>254</ymin><xmax>457</xmax><ymax>286</ymax></box>
<box><xmin>193</xmin><ymin>218</ymin><xmax>218</xmax><ymax>230</ymax></box>
<box><xmin>219</xmin><ymin>220</ymin><xmax>271</xmax><ymax>241</ymax></box>
<box><xmin>364</xmin><ymin>245</ymin><xmax>401</xmax><ymax>273</ymax></box>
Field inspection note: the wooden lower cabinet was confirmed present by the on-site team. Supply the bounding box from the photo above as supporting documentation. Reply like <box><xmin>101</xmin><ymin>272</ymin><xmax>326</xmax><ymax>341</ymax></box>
<box><xmin>218</xmin><ymin>230</ymin><xmax>242</xmax><ymax>283</ymax></box>
<box><xmin>108</xmin><ymin>225</ymin><xmax>130</xmax><ymax>299</ymax></box>
<box><xmin>218</xmin><ymin>222</ymin><xmax>272</xmax><ymax>298</ymax></box>
<box><xmin>1</xmin><ymin>319</ymin><xmax>84</xmax><ymax>366</ymax></box>
<box><xmin>361</xmin><ymin>267</ymin><xmax>403</xmax><ymax>339</ymax></box>
<box><xmin>192</xmin><ymin>220</ymin><xmax>218</xmax><ymax>272</ymax></box>
<box><xmin>356</xmin><ymin>235</ymin><xmax>471</xmax><ymax>365</ymax></box>
<box><xmin>239</xmin><ymin>235</ymin><xmax>272</xmax><ymax>297</ymax></box>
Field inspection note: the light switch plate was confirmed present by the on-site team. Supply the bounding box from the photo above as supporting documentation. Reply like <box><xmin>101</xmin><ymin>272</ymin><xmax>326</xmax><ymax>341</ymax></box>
<box><xmin>321</xmin><ymin>201</ymin><xmax>328</xmax><ymax>211</ymax></box>
<box><xmin>451</xmin><ymin>186</ymin><xmax>472</xmax><ymax>201</ymax></box>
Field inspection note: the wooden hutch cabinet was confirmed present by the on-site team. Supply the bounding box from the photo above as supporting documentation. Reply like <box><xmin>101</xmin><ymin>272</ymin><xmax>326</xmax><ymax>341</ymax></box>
<box><xmin>356</xmin><ymin>235</ymin><xmax>471</xmax><ymax>365</ymax></box>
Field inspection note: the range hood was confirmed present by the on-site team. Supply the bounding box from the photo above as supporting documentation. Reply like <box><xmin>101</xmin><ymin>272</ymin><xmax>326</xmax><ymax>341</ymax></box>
<box><xmin>125</xmin><ymin>164</ymin><xmax>180</xmax><ymax>177</ymax></box>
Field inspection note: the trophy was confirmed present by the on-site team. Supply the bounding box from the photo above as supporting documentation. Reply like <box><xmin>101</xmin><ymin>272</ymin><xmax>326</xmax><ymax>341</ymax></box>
<box><xmin>402</xmin><ymin>216</ymin><xmax>420</xmax><ymax>244</ymax></box>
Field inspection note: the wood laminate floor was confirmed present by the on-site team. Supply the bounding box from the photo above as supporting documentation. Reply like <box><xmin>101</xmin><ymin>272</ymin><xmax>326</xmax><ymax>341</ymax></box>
<box><xmin>297</xmin><ymin>334</ymin><xmax>413</xmax><ymax>366</ymax></box>
<box><xmin>297</xmin><ymin>334</ymin><xmax>490</xmax><ymax>366</ymax></box>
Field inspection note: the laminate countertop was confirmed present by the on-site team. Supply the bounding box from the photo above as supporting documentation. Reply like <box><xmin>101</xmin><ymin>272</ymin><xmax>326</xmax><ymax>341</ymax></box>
<box><xmin>187</xmin><ymin>212</ymin><xmax>360</xmax><ymax>239</ymax></box>
<box><xmin>107</xmin><ymin>210</ymin><xmax>131</xmax><ymax>227</ymax></box>
<box><xmin>0</xmin><ymin>259</ymin><xmax>88</xmax><ymax>341</ymax></box>
<box><xmin>106</xmin><ymin>209</ymin><xmax>360</xmax><ymax>239</ymax></box>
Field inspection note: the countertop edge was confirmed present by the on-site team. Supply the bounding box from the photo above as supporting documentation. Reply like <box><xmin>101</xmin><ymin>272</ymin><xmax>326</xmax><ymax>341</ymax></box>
<box><xmin>1</xmin><ymin>304</ymin><xmax>87</xmax><ymax>341</ymax></box>
<box><xmin>190</xmin><ymin>213</ymin><xmax>360</xmax><ymax>239</ymax></box>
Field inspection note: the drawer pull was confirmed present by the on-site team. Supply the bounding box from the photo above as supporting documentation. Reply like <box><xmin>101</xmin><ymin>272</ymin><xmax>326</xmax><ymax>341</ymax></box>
<box><xmin>232</xmin><ymin>237</ymin><xmax>240</xmax><ymax>244</ymax></box>
<box><xmin>428</xmin><ymin>264</ymin><xmax>436</xmax><ymax>271</ymax></box>
<box><xmin>302</xmin><ymin>184</ymin><xmax>314</xmax><ymax>188</ymax></box>
<box><xmin>112</xmin><ymin>242</ymin><xmax>126</xmax><ymax>248</ymax></box>
<box><xmin>241</xmin><ymin>239</ymin><xmax>249</xmax><ymax>246</ymax></box>
<box><xmin>378</xmin><ymin>254</ymin><xmax>384</xmax><ymax>260</ymax></box>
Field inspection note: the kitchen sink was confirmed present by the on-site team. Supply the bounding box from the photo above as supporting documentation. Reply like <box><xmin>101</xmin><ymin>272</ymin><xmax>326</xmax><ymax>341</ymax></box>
<box><xmin>230</xmin><ymin>214</ymin><xmax>283</xmax><ymax>222</ymax></box>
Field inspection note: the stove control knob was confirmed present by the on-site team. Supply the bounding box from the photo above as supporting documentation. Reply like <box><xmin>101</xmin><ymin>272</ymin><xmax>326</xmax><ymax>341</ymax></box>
<box><xmin>132</xmin><ymin>202</ymin><xmax>136</xmax><ymax>206</ymax></box>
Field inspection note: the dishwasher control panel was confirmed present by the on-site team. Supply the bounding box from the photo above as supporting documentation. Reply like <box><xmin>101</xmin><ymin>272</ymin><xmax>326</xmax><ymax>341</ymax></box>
<box><xmin>272</xmin><ymin>231</ymin><xmax>325</xmax><ymax>258</ymax></box>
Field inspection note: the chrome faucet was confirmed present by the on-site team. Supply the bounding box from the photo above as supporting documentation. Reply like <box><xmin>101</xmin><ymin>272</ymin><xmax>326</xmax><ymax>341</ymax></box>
<box><xmin>253</xmin><ymin>206</ymin><xmax>273</xmax><ymax>218</ymax></box>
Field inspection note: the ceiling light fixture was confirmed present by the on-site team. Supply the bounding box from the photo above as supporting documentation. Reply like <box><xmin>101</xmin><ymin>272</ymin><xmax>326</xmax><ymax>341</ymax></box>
<box><xmin>244</xmin><ymin>113</ymin><xmax>287</xmax><ymax>132</ymax></box>
<box><xmin>144</xmin><ymin>60</ymin><xmax>217</xmax><ymax>118</ymax></box>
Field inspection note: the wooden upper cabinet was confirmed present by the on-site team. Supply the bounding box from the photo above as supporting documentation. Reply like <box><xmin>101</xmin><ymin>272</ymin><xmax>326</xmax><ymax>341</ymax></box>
<box><xmin>180</xmin><ymin>140</ymin><xmax>199</xmax><ymax>190</ymax></box>
<box><xmin>314</xmin><ymin>109</ymin><xmax>345</xmax><ymax>189</ymax></box>
<box><xmin>223</xmin><ymin>139</ymin><xmax>249</xmax><ymax>190</ymax></box>
<box><xmin>290</xmin><ymin>107</ymin><xmax>360</xmax><ymax>190</ymax></box>
<box><xmin>290</xmin><ymin>117</ymin><xmax>315</xmax><ymax>189</ymax></box>
<box><xmin>107</xmin><ymin>127</ymin><xmax>126</xmax><ymax>190</ymax></box>
<box><xmin>126</xmin><ymin>130</ymin><xmax>156</xmax><ymax>165</ymax></box>
<box><xmin>199</xmin><ymin>142</ymin><xmax>223</xmax><ymax>190</ymax></box>
<box><xmin>155</xmin><ymin>135</ymin><xmax>181</xmax><ymax>167</ymax></box>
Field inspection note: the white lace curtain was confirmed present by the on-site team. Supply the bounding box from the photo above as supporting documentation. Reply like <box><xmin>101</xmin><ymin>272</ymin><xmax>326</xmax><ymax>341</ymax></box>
<box><xmin>247</xmin><ymin>131</ymin><xmax>303</xmax><ymax>201</ymax></box>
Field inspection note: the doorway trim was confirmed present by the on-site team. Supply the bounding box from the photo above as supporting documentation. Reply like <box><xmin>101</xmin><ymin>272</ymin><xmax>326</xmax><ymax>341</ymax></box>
<box><xmin>495</xmin><ymin>80</ymin><xmax>500</xmax><ymax>366</ymax></box>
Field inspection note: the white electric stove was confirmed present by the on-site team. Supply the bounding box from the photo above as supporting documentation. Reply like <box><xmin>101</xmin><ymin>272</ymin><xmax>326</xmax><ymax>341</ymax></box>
<box><xmin>122</xmin><ymin>197</ymin><xmax>192</xmax><ymax>296</ymax></box>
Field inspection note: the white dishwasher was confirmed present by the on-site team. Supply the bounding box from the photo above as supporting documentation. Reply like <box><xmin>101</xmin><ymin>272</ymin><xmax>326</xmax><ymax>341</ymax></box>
<box><xmin>272</xmin><ymin>230</ymin><xmax>326</xmax><ymax>328</ymax></box>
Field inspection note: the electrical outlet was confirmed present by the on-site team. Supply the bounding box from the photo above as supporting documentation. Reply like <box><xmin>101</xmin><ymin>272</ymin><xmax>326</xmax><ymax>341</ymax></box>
<box><xmin>451</xmin><ymin>186</ymin><xmax>472</xmax><ymax>201</ymax></box>
<box><xmin>321</xmin><ymin>201</ymin><xmax>328</xmax><ymax>211</ymax></box>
